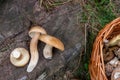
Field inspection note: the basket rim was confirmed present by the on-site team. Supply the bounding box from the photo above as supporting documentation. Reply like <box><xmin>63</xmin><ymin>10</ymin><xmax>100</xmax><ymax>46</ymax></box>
<box><xmin>89</xmin><ymin>17</ymin><xmax>120</xmax><ymax>80</ymax></box>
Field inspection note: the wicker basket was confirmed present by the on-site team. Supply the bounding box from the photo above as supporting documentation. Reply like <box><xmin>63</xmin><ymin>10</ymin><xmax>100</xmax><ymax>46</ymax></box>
<box><xmin>89</xmin><ymin>17</ymin><xmax>120</xmax><ymax>80</ymax></box>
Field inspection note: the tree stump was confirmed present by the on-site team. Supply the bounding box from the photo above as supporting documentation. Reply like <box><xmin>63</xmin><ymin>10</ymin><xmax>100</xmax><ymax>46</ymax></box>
<box><xmin>0</xmin><ymin>0</ymin><xmax>84</xmax><ymax>80</ymax></box>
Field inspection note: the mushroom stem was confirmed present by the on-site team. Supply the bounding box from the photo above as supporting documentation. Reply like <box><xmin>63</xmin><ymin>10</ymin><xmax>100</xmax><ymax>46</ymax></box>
<box><xmin>27</xmin><ymin>32</ymin><xmax>40</xmax><ymax>72</ymax></box>
<box><xmin>43</xmin><ymin>44</ymin><xmax>53</xmax><ymax>59</ymax></box>
<box><xmin>12</xmin><ymin>51</ymin><xmax>21</xmax><ymax>59</ymax></box>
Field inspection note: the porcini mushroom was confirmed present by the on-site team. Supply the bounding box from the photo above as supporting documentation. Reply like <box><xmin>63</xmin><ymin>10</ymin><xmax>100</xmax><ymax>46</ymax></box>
<box><xmin>107</xmin><ymin>34</ymin><xmax>120</xmax><ymax>47</ymax></box>
<box><xmin>39</xmin><ymin>34</ymin><xmax>64</xmax><ymax>59</ymax></box>
<box><xmin>103</xmin><ymin>46</ymin><xmax>118</xmax><ymax>62</ymax></box>
<box><xmin>111</xmin><ymin>66</ymin><xmax>120</xmax><ymax>80</ymax></box>
<box><xmin>109</xmin><ymin>57</ymin><xmax>120</xmax><ymax>67</ymax></box>
<box><xmin>10</xmin><ymin>48</ymin><xmax>30</xmax><ymax>67</ymax></box>
<box><xmin>103</xmin><ymin>51</ymin><xmax>114</xmax><ymax>62</ymax></box>
<box><xmin>105</xmin><ymin>63</ymin><xmax>114</xmax><ymax>77</ymax></box>
<box><xmin>27</xmin><ymin>26</ymin><xmax>47</xmax><ymax>72</ymax></box>
<box><xmin>105</xmin><ymin>57</ymin><xmax>120</xmax><ymax>77</ymax></box>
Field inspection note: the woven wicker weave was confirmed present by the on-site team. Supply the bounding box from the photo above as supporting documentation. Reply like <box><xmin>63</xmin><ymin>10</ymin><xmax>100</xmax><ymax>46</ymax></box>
<box><xmin>89</xmin><ymin>17</ymin><xmax>120</xmax><ymax>80</ymax></box>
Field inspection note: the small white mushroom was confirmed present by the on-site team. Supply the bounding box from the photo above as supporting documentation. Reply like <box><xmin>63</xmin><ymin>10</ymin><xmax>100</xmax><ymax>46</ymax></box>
<box><xmin>39</xmin><ymin>34</ymin><xmax>64</xmax><ymax>59</ymax></box>
<box><xmin>10</xmin><ymin>48</ymin><xmax>30</xmax><ymax>67</ymax></box>
<box><xmin>27</xmin><ymin>26</ymin><xmax>47</xmax><ymax>72</ymax></box>
<box><xmin>111</xmin><ymin>66</ymin><xmax>120</xmax><ymax>80</ymax></box>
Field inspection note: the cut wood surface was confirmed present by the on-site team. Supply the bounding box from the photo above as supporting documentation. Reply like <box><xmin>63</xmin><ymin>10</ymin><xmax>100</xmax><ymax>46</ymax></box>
<box><xmin>0</xmin><ymin>0</ymin><xmax>84</xmax><ymax>80</ymax></box>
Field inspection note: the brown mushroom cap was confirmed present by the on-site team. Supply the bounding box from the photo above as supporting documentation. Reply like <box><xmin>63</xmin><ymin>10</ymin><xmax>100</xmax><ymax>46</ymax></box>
<box><xmin>105</xmin><ymin>63</ymin><xmax>114</xmax><ymax>76</ymax></box>
<box><xmin>103</xmin><ymin>51</ymin><xmax>115</xmax><ymax>62</ymax></box>
<box><xmin>28</xmin><ymin>26</ymin><xmax>64</xmax><ymax>51</ymax></box>
<box><xmin>29</xmin><ymin>26</ymin><xmax>47</xmax><ymax>38</ymax></box>
<box><xmin>10</xmin><ymin>48</ymin><xmax>30</xmax><ymax>67</ymax></box>
<box><xmin>108</xmin><ymin>34</ymin><xmax>120</xmax><ymax>47</ymax></box>
<box><xmin>39</xmin><ymin>34</ymin><xmax>64</xmax><ymax>51</ymax></box>
<box><xmin>111</xmin><ymin>66</ymin><xmax>120</xmax><ymax>80</ymax></box>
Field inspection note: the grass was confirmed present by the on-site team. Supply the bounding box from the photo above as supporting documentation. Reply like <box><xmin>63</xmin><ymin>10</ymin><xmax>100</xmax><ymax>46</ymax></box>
<box><xmin>75</xmin><ymin>0</ymin><xmax>117</xmax><ymax>79</ymax></box>
<box><xmin>39</xmin><ymin>0</ymin><xmax>72</xmax><ymax>11</ymax></box>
